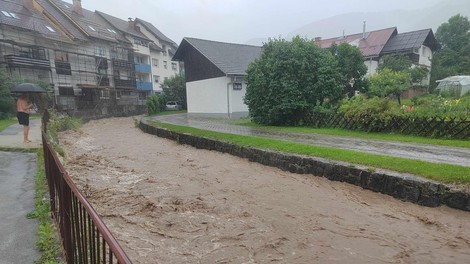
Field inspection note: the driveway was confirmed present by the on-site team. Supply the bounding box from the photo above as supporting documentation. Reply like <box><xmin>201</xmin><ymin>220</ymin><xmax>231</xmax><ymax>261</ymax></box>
<box><xmin>149</xmin><ymin>114</ymin><xmax>470</xmax><ymax>167</ymax></box>
<box><xmin>0</xmin><ymin>151</ymin><xmax>39</xmax><ymax>263</ymax></box>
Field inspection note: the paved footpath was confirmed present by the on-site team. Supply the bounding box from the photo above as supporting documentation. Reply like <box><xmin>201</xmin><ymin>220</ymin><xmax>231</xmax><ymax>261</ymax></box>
<box><xmin>0</xmin><ymin>120</ymin><xmax>41</xmax><ymax>263</ymax></box>
<box><xmin>149</xmin><ymin>114</ymin><xmax>470</xmax><ymax>167</ymax></box>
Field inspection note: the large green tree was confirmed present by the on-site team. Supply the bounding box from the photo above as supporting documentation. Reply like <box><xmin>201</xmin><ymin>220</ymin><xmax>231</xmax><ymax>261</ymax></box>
<box><xmin>329</xmin><ymin>43</ymin><xmax>368</xmax><ymax>98</ymax></box>
<box><xmin>245</xmin><ymin>36</ymin><xmax>342</xmax><ymax>125</ymax></box>
<box><xmin>161</xmin><ymin>75</ymin><xmax>187</xmax><ymax>109</ymax></box>
<box><xmin>431</xmin><ymin>14</ymin><xmax>470</xmax><ymax>88</ymax></box>
<box><xmin>369</xmin><ymin>68</ymin><xmax>410</xmax><ymax>105</ymax></box>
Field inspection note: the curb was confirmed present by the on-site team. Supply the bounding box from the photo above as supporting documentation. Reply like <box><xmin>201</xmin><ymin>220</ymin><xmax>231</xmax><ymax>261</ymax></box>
<box><xmin>139</xmin><ymin>120</ymin><xmax>470</xmax><ymax>212</ymax></box>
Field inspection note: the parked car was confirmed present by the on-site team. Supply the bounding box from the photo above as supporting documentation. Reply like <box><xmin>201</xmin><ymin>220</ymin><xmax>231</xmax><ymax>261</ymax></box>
<box><xmin>165</xmin><ymin>101</ymin><xmax>182</xmax><ymax>110</ymax></box>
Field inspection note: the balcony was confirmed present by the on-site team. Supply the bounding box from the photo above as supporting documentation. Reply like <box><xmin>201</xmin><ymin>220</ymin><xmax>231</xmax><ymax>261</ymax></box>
<box><xmin>134</xmin><ymin>63</ymin><xmax>151</xmax><ymax>74</ymax></box>
<box><xmin>114</xmin><ymin>78</ymin><xmax>136</xmax><ymax>89</ymax></box>
<box><xmin>4</xmin><ymin>55</ymin><xmax>50</xmax><ymax>70</ymax></box>
<box><xmin>136</xmin><ymin>81</ymin><xmax>152</xmax><ymax>91</ymax></box>
<box><xmin>112</xmin><ymin>58</ymin><xmax>134</xmax><ymax>69</ymax></box>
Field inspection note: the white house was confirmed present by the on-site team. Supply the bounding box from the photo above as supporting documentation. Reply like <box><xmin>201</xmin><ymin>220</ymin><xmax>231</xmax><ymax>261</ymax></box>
<box><xmin>173</xmin><ymin>38</ymin><xmax>262</xmax><ymax>118</ymax></box>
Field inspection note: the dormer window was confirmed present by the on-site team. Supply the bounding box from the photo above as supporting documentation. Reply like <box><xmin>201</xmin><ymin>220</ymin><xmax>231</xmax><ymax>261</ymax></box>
<box><xmin>88</xmin><ymin>25</ymin><xmax>96</xmax><ymax>32</ymax></box>
<box><xmin>2</xmin><ymin>11</ymin><xmax>19</xmax><ymax>19</ymax></box>
<box><xmin>107</xmin><ymin>28</ymin><xmax>116</xmax><ymax>33</ymax></box>
<box><xmin>45</xmin><ymin>26</ymin><xmax>56</xmax><ymax>33</ymax></box>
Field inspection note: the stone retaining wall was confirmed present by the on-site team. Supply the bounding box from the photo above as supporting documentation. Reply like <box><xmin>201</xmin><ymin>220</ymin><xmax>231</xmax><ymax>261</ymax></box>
<box><xmin>139</xmin><ymin>120</ymin><xmax>470</xmax><ymax>212</ymax></box>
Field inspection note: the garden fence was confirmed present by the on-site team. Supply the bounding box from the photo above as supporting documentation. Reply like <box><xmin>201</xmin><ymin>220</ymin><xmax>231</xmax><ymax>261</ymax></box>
<box><xmin>303</xmin><ymin>113</ymin><xmax>470</xmax><ymax>139</ymax></box>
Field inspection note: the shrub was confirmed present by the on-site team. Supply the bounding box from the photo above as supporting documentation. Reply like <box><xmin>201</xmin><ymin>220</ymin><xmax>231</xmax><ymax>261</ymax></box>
<box><xmin>145</xmin><ymin>94</ymin><xmax>162</xmax><ymax>115</ymax></box>
<box><xmin>245</xmin><ymin>36</ymin><xmax>343</xmax><ymax>125</ymax></box>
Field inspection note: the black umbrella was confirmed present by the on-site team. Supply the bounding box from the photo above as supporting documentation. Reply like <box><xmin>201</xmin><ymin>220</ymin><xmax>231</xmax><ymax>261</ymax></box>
<box><xmin>11</xmin><ymin>83</ymin><xmax>47</xmax><ymax>93</ymax></box>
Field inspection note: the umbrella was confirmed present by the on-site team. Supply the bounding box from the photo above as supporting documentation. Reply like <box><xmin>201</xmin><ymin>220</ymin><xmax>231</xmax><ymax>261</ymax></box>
<box><xmin>11</xmin><ymin>83</ymin><xmax>47</xmax><ymax>93</ymax></box>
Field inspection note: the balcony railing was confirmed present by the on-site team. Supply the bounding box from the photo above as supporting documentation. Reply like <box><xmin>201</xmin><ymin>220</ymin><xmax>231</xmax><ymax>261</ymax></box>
<box><xmin>134</xmin><ymin>63</ymin><xmax>151</xmax><ymax>74</ymax></box>
<box><xmin>4</xmin><ymin>54</ymin><xmax>50</xmax><ymax>70</ymax></box>
<box><xmin>114</xmin><ymin>78</ymin><xmax>136</xmax><ymax>88</ymax></box>
<box><xmin>136</xmin><ymin>81</ymin><xmax>152</xmax><ymax>91</ymax></box>
<box><xmin>112</xmin><ymin>58</ymin><xmax>134</xmax><ymax>69</ymax></box>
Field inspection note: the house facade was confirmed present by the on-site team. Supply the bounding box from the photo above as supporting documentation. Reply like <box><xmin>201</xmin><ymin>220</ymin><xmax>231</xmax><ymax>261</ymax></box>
<box><xmin>315</xmin><ymin>27</ymin><xmax>439</xmax><ymax>86</ymax></box>
<box><xmin>0</xmin><ymin>0</ymin><xmax>179</xmax><ymax>117</ymax></box>
<box><xmin>173</xmin><ymin>38</ymin><xmax>261</xmax><ymax>118</ymax></box>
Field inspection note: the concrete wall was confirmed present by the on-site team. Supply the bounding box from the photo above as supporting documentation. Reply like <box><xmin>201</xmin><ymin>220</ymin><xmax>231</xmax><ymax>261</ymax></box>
<box><xmin>364</xmin><ymin>59</ymin><xmax>379</xmax><ymax>76</ymax></box>
<box><xmin>187</xmin><ymin>77</ymin><xmax>230</xmax><ymax>116</ymax></box>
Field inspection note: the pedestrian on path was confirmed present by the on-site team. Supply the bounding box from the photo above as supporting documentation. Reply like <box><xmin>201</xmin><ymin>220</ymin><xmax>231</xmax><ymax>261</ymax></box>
<box><xmin>16</xmin><ymin>93</ymin><xmax>33</xmax><ymax>143</ymax></box>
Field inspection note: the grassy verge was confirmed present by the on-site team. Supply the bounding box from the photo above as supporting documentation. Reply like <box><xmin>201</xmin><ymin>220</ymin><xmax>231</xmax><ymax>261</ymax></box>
<box><xmin>0</xmin><ymin>117</ymin><xmax>16</xmax><ymax>132</ymax></box>
<box><xmin>148</xmin><ymin>110</ymin><xmax>187</xmax><ymax>116</ymax></box>
<box><xmin>235</xmin><ymin>121</ymin><xmax>470</xmax><ymax>149</ymax></box>
<box><xmin>26</xmin><ymin>148</ymin><xmax>63</xmax><ymax>264</ymax></box>
<box><xmin>149</xmin><ymin>121</ymin><xmax>470</xmax><ymax>184</ymax></box>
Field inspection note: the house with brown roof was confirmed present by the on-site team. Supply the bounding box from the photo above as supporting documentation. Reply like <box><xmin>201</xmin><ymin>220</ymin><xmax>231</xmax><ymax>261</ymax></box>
<box><xmin>315</xmin><ymin>26</ymin><xmax>439</xmax><ymax>85</ymax></box>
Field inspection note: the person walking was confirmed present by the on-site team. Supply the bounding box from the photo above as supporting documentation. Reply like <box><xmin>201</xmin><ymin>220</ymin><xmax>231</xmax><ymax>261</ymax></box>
<box><xmin>16</xmin><ymin>94</ymin><xmax>33</xmax><ymax>143</ymax></box>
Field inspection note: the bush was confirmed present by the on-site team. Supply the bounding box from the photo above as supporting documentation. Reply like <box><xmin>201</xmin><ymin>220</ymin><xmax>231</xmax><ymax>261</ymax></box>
<box><xmin>145</xmin><ymin>94</ymin><xmax>162</xmax><ymax>115</ymax></box>
<box><xmin>46</xmin><ymin>109</ymin><xmax>82</xmax><ymax>144</ymax></box>
<box><xmin>245</xmin><ymin>36</ymin><xmax>343</xmax><ymax>125</ymax></box>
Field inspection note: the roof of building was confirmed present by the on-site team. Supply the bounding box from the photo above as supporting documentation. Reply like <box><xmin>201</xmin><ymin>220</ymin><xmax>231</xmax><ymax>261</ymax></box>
<box><xmin>48</xmin><ymin>0</ymin><xmax>128</xmax><ymax>43</ymax></box>
<box><xmin>96</xmin><ymin>11</ymin><xmax>149</xmax><ymax>40</ymax></box>
<box><xmin>316</xmin><ymin>27</ymin><xmax>397</xmax><ymax>58</ymax></box>
<box><xmin>0</xmin><ymin>0</ymin><xmax>70</xmax><ymax>43</ymax></box>
<box><xmin>136</xmin><ymin>18</ymin><xmax>176</xmax><ymax>47</ymax></box>
<box><xmin>382</xmin><ymin>28</ymin><xmax>439</xmax><ymax>54</ymax></box>
<box><xmin>35</xmin><ymin>0</ymin><xmax>87</xmax><ymax>41</ymax></box>
<box><xmin>173</xmin><ymin>37</ymin><xmax>262</xmax><ymax>76</ymax></box>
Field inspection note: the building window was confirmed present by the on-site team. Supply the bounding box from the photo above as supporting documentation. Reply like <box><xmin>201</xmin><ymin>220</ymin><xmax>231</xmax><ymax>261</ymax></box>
<box><xmin>134</xmin><ymin>56</ymin><xmax>145</xmax><ymax>64</ymax></box>
<box><xmin>153</xmin><ymin>75</ymin><xmax>160</xmax><ymax>83</ymax></box>
<box><xmin>100</xmin><ymin>90</ymin><xmax>110</xmax><ymax>99</ymax></box>
<box><xmin>107</xmin><ymin>28</ymin><xmax>116</xmax><ymax>33</ymax></box>
<box><xmin>95</xmin><ymin>46</ymin><xmax>106</xmax><ymax>57</ymax></box>
<box><xmin>45</xmin><ymin>26</ymin><xmax>56</xmax><ymax>32</ymax></box>
<box><xmin>163</xmin><ymin>61</ymin><xmax>167</xmax><ymax>69</ymax></box>
<box><xmin>233</xmin><ymin>83</ymin><xmax>243</xmax><ymax>90</ymax></box>
<box><xmin>171</xmin><ymin>62</ymin><xmax>177</xmax><ymax>71</ymax></box>
<box><xmin>55</xmin><ymin>51</ymin><xmax>68</xmax><ymax>62</ymax></box>
<box><xmin>88</xmin><ymin>25</ymin><xmax>96</xmax><ymax>31</ymax></box>
<box><xmin>58</xmin><ymin>87</ymin><xmax>74</xmax><ymax>96</ymax></box>
<box><xmin>1</xmin><ymin>11</ymin><xmax>19</xmax><ymax>19</ymax></box>
<box><xmin>162</xmin><ymin>45</ymin><xmax>167</xmax><ymax>56</ymax></box>
<box><xmin>152</xmin><ymin>58</ymin><xmax>159</xmax><ymax>67</ymax></box>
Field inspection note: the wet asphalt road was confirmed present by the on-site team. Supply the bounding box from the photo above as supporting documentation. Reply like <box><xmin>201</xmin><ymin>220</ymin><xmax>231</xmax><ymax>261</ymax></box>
<box><xmin>0</xmin><ymin>151</ymin><xmax>39</xmax><ymax>264</ymax></box>
<box><xmin>149</xmin><ymin>114</ymin><xmax>470</xmax><ymax>167</ymax></box>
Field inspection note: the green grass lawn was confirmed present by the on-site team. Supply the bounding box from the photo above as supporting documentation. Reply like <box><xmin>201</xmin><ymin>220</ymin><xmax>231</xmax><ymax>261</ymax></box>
<box><xmin>234</xmin><ymin>121</ymin><xmax>470</xmax><ymax>149</ymax></box>
<box><xmin>0</xmin><ymin>117</ymin><xmax>17</xmax><ymax>132</ymax></box>
<box><xmin>149</xmin><ymin>121</ymin><xmax>470</xmax><ymax>185</ymax></box>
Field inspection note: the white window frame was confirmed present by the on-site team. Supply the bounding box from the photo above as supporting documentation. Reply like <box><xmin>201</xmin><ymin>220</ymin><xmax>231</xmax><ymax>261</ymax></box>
<box><xmin>88</xmin><ymin>25</ymin><xmax>96</xmax><ymax>32</ymax></box>
<box><xmin>45</xmin><ymin>26</ymin><xmax>56</xmax><ymax>32</ymax></box>
<box><xmin>153</xmin><ymin>75</ymin><xmax>160</xmax><ymax>83</ymax></box>
<box><xmin>163</xmin><ymin>61</ymin><xmax>168</xmax><ymax>69</ymax></box>
<box><xmin>171</xmin><ymin>62</ymin><xmax>177</xmax><ymax>71</ymax></box>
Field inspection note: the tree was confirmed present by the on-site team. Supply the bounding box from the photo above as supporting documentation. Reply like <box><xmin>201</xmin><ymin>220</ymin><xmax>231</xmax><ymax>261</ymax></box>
<box><xmin>369</xmin><ymin>68</ymin><xmax>410</xmax><ymax>105</ymax></box>
<box><xmin>378</xmin><ymin>54</ymin><xmax>412</xmax><ymax>73</ymax></box>
<box><xmin>161</xmin><ymin>75</ymin><xmax>187</xmax><ymax>109</ymax></box>
<box><xmin>329</xmin><ymin>43</ymin><xmax>368</xmax><ymax>98</ymax></box>
<box><xmin>0</xmin><ymin>70</ymin><xmax>20</xmax><ymax>119</ymax></box>
<box><xmin>245</xmin><ymin>36</ymin><xmax>343</xmax><ymax>125</ymax></box>
<box><xmin>431</xmin><ymin>14</ymin><xmax>470</xmax><ymax>88</ymax></box>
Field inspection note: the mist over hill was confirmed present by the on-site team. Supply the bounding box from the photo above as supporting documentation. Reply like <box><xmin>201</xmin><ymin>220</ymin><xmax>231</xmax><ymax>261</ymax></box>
<box><xmin>246</xmin><ymin>0</ymin><xmax>470</xmax><ymax>45</ymax></box>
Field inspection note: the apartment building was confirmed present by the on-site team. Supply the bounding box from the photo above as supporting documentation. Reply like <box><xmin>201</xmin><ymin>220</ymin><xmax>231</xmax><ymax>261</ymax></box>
<box><xmin>0</xmin><ymin>0</ymin><xmax>179</xmax><ymax>117</ymax></box>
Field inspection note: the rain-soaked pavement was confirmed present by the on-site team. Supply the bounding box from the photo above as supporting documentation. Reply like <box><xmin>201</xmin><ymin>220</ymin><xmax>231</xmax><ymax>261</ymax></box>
<box><xmin>148</xmin><ymin>114</ymin><xmax>470</xmax><ymax>167</ymax></box>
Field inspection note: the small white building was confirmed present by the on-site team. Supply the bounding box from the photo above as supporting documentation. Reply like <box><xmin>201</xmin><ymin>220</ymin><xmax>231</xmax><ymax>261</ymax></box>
<box><xmin>173</xmin><ymin>38</ymin><xmax>262</xmax><ymax>118</ymax></box>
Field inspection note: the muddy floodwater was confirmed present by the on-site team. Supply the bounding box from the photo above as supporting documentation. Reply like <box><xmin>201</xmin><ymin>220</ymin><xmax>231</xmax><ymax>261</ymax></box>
<box><xmin>59</xmin><ymin>117</ymin><xmax>470</xmax><ymax>264</ymax></box>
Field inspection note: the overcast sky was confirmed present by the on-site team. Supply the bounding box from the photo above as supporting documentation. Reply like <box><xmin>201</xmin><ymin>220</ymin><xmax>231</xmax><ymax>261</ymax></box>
<box><xmin>64</xmin><ymin>0</ymin><xmax>443</xmax><ymax>45</ymax></box>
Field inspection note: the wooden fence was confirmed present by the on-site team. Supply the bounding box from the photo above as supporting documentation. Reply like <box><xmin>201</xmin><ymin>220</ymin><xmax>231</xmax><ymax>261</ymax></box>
<box><xmin>303</xmin><ymin>113</ymin><xmax>470</xmax><ymax>139</ymax></box>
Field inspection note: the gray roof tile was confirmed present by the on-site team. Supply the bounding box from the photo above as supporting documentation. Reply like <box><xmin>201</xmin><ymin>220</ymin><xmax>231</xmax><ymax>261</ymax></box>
<box><xmin>174</xmin><ymin>37</ymin><xmax>262</xmax><ymax>76</ymax></box>
<box><xmin>96</xmin><ymin>11</ymin><xmax>149</xmax><ymax>40</ymax></box>
<box><xmin>135</xmin><ymin>18</ymin><xmax>176</xmax><ymax>47</ymax></box>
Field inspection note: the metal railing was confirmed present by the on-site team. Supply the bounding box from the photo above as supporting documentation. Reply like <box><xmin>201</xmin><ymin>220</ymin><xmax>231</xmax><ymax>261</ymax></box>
<box><xmin>42</xmin><ymin>116</ymin><xmax>132</xmax><ymax>264</ymax></box>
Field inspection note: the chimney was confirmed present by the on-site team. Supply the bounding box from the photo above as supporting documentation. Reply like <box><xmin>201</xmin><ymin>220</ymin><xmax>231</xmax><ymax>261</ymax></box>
<box><xmin>362</xmin><ymin>21</ymin><xmax>366</xmax><ymax>39</ymax></box>
<box><xmin>72</xmin><ymin>0</ymin><xmax>83</xmax><ymax>16</ymax></box>
<box><xmin>128</xmin><ymin>17</ymin><xmax>136</xmax><ymax>30</ymax></box>
<box><xmin>23</xmin><ymin>0</ymin><xmax>34</xmax><ymax>10</ymax></box>
<box><xmin>314</xmin><ymin>37</ymin><xmax>322</xmax><ymax>43</ymax></box>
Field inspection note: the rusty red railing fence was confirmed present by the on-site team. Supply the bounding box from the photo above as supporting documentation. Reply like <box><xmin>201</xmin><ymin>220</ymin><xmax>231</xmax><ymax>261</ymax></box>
<box><xmin>41</xmin><ymin>113</ymin><xmax>132</xmax><ymax>264</ymax></box>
